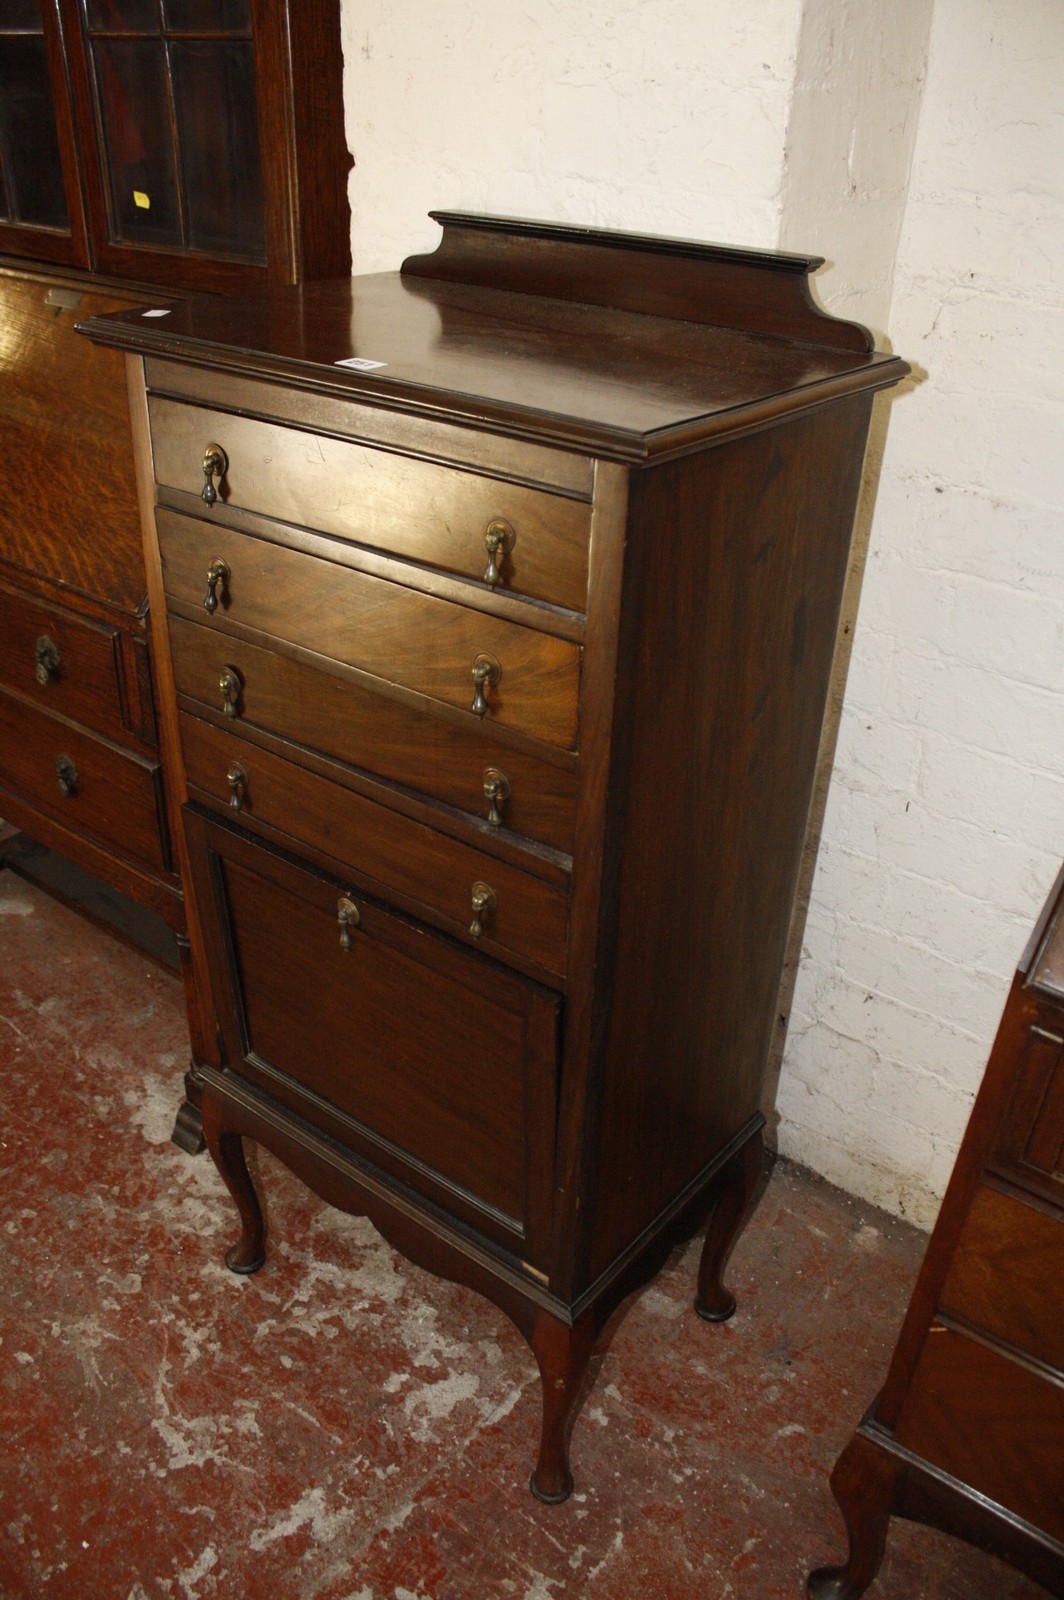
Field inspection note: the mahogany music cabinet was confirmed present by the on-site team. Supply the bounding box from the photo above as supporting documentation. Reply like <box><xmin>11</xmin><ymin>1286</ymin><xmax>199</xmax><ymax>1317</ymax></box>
<box><xmin>83</xmin><ymin>213</ymin><xmax>908</xmax><ymax>1499</ymax></box>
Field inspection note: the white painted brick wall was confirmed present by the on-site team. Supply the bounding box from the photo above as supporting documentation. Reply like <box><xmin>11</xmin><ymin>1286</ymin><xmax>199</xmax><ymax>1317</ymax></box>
<box><xmin>777</xmin><ymin>0</ymin><xmax>1064</xmax><ymax>1223</ymax></box>
<box><xmin>339</xmin><ymin>0</ymin><xmax>1064</xmax><ymax>1226</ymax></box>
<box><xmin>778</xmin><ymin>0</ymin><xmax>933</xmax><ymax>330</ymax></box>
<box><xmin>341</xmin><ymin>0</ymin><xmax>804</xmax><ymax>271</ymax></box>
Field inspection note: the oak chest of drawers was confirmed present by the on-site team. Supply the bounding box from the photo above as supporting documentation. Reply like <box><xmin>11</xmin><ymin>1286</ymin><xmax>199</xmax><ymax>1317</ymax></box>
<box><xmin>84</xmin><ymin>213</ymin><xmax>908</xmax><ymax>1498</ymax></box>
<box><xmin>809</xmin><ymin>869</ymin><xmax>1064</xmax><ymax>1597</ymax></box>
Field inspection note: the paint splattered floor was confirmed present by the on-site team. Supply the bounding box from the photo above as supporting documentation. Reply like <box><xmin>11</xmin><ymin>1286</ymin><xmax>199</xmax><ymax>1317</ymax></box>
<box><xmin>0</xmin><ymin>865</ymin><xmax>1049</xmax><ymax>1600</ymax></box>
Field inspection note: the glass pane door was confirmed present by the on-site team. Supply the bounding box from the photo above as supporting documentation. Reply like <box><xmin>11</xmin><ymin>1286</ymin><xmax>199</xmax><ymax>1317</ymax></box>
<box><xmin>169</xmin><ymin>35</ymin><xmax>262</xmax><ymax>255</ymax></box>
<box><xmin>92</xmin><ymin>32</ymin><xmax>181</xmax><ymax>244</ymax></box>
<box><xmin>84</xmin><ymin>0</ymin><xmax>264</xmax><ymax>263</ymax></box>
<box><xmin>0</xmin><ymin>3</ymin><xmax>69</xmax><ymax>231</ymax></box>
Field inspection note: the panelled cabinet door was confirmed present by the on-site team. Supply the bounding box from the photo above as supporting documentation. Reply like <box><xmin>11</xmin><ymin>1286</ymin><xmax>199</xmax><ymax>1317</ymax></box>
<box><xmin>183</xmin><ymin>807</ymin><xmax>560</xmax><ymax>1262</ymax></box>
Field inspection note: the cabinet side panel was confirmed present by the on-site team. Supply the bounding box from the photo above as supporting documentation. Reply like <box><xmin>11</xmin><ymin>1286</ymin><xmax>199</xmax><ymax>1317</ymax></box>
<box><xmin>587</xmin><ymin>398</ymin><xmax>873</xmax><ymax>1277</ymax></box>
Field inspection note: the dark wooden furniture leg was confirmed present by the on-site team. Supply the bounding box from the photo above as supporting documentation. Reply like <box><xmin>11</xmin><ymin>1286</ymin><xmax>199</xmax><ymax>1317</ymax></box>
<box><xmin>171</xmin><ymin>1086</ymin><xmax>206</xmax><ymax>1156</ymax></box>
<box><xmin>810</xmin><ymin>1420</ymin><xmax>1064</xmax><ymax>1598</ymax></box>
<box><xmin>196</xmin><ymin>1080</ymin><xmax>776</xmax><ymax>1501</ymax></box>
<box><xmin>695</xmin><ymin>1125</ymin><xmax>766</xmax><ymax>1322</ymax></box>
<box><xmin>525</xmin><ymin>1308</ymin><xmax>600</xmax><ymax>1504</ymax></box>
<box><xmin>202</xmin><ymin>1092</ymin><xmax>266</xmax><ymax>1275</ymax></box>
<box><xmin>808</xmin><ymin>1432</ymin><xmax>897</xmax><ymax>1599</ymax></box>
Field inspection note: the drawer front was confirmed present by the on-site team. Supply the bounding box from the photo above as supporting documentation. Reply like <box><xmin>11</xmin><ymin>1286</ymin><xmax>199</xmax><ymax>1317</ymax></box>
<box><xmin>0</xmin><ymin>689</ymin><xmax>167</xmax><ymax>876</ymax></box>
<box><xmin>185</xmin><ymin>810</ymin><xmax>559</xmax><ymax>1249</ymax></box>
<box><xmin>145</xmin><ymin>361</ymin><xmax>595</xmax><ymax>498</ymax></box>
<box><xmin>939</xmin><ymin>1185</ymin><xmax>1064</xmax><ymax>1371</ymax></box>
<box><xmin>168</xmin><ymin>614</ymin><xmax>577</xmax><ymax>854</ymax></box>
<box><xmin>158</xmin><ymin>512</ymin><xmax>581</xmax><ymax>750</ymax></box>
<box><xmin>894</xmin><ymin>1323</ymin><xmax>1064</xmax><ymax>1541</ymax></box>
<box><xmin>0</xmin><ymin>583</ymin><xmax>127</xmax><ymax>742</ymax></box>
<box><xmin>181</xmin><ymin>712</ymin><xmax>569</xmax><ymax>978</ymax></box>
<box><xmin>149</xmin><ymin>397</ymin><xmax>591</xmax><ymax>612</ymax></box>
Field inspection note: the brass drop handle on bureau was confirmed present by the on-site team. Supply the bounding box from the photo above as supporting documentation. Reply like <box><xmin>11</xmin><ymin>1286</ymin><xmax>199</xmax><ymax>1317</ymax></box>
<box><xmin>483</xmin><ymin>519</ymin><xmax>515</xmax><ymax>587</ymax></box>
<box><xmin>55</xmin><ymin>754</ymin><xmax>78</xmax><ymax>797</ymax></box>
<box><xmin>203</xmin><ymin>558</ymin><xmax>230</xmax><ymax>615</ymax></box>
<box><xmin>219</xmin><ymin>666</ymin><xmax>241</xmax><ymax>718</ymax></box>
<box><xmin>469</xmin><ymin>882</ymin><xmax>497</xmax><ymax>939</ymax></box>
<box><xmin>34</xmin><ymin>635</ymin><xmax>61</xmax><ymax>687</ymax></box>
<box><xmin>201</xmin><ymin>443</ymin><xmax>227</xmax><ymax>507</ymax></box>
<box><xmin>483</xmin><ymin>768</ymin><xmax>511</xmax><ymax>827</ymax></box>
<box><xmin>226</xmin><ymin>763</ymin><xmax>248</xmax><ymax>813</ymax></box>
<box><xmin>337</xmin><ymin>896</ymin><xmax>360</xmax><ymax>951</ymax></box>
<box><xmin>470</xmin><ymin>653</ymin><xmax>501</xmax><ymax>717</ymax></box>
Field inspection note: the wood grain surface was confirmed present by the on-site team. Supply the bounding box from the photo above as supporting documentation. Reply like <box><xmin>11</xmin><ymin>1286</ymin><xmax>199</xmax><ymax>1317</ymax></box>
<box><xmin>168</xmin><ymin>613</ymin><xmax>578</xmax><ymax>854</ymax></box>
<box><xmin>149</xmin><ymin>397</ymin><xmax>591</xmax><ymax>611</ymax></box>
<box><xmin>158</xmin><ymin>513</ymin><xmax>582</xmax><ymax>748</ymax></box>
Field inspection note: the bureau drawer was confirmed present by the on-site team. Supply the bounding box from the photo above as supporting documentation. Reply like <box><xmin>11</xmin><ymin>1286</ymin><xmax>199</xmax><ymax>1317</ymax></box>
<box><xmin>0</xmin><ymin>582</ymin><xmax>127</xmax><ymax>742</ymax></box>
<box><xmin>149</xmin><ymin>397</ymin><xmax>591</xmax><ymax>611</ymax></box>
<box><xmin>893</xmin><ymin>1323</ymin><xmax>1064</xmax><ymax>1541</ymax></box>
<box><xmin>185</xmin><ymin>810</ymin><xmax>559</xmax><ymax>1250</ymax></box>
<box><xmin>0</xmin><ymin>688</ymin><xmax>168</xmax><ymax>877</ymax></box>
<box><xmin>158</xmin><ymin>512</ymin><xmax>581</xmax><ymax>750</ymax></box>
<box><xmin>168</xmin><ymin>614</ymin><xmax>577</xmax><ymax>854</ymax></box>
<box><xmin>181</xmin><ymin>712</ymin><xmax>569</xmax><ymax>978</ymax></box>
<box><xmin>939</xmin><ymin>1185</ymin><xmax>1064</xmax><ymax>1371</ymax></box>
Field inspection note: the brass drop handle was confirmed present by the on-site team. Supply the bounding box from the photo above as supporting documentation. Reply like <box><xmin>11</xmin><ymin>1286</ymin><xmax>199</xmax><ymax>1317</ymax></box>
<box><xmin>337</xmin><ymin>895</ymin><xmax>360</xmax><ymax>951</ymax></box>
<box><xmin>201</xmin><ymin>442</ymin><xmax>227</xmax><ymax>507</ymax></box>
<box><xmin>203</xmin><ymin>558</ymin><xmax>229</xmax><ymax>615</ymax></box>
<box><xmin>483</xmin><ymin>519</ymin><xmax>515</xmax><ymax>587</ymax></box>
<box><xmin>34</xmin><ymin>635</ymin><xmax>61</xmax><ymax>686</ymax></box>
<box><xmin>470</xmin><ymin>653</ymin><xmax>501</xmax><ymax>717</ymax></box>
<box><xmin>470</xmin><ymin>881</ymin><xmax>497</xmax><ymax>939</ymax></box>
<box><xmin>55</xmin><ymin>754</ymin><xmax>78</xmax><ymax>797</ymax></box>
<box><xmin>226</xmin><ymin>762</ymin><xmax>247</xmax><ymax>813</ymax></box>
<box><xmin>219</xmin><ymin>666</ymin><xmax>241</xmax><ymax>718</ymax></box>
<box><xmin>483</xmin><ymin>768</ymin><xmax>511</xmax><ymax>828</ymax></box>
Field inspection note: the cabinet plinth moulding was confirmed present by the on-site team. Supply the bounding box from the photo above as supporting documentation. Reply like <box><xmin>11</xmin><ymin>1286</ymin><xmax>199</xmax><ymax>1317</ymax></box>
<box><xmin>82</xmin><ymin>211</ymin><xmax>908</xmax><ymax>1498</ymax></box>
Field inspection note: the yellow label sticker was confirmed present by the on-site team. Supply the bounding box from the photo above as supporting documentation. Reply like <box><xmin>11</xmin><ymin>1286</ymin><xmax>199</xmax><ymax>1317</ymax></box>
<box><xmin>133</xmin><ymin>190</ymin><xmax>151</xmax><ymax>210</ymax></box>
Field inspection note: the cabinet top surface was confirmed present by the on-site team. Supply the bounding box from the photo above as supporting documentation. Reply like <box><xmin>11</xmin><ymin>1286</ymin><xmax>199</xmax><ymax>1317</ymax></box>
<box><xmin>81</xmin><ymin>213</ymin><xmax>908</xmax><ymax>461</ymax></box>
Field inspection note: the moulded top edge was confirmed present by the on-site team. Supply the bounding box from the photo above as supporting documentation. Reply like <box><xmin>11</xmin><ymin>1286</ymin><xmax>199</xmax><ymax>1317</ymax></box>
<box><xmin>78</xmin><ymin>269</ymin><xmax>907</xmax><ymax>465</ymax></box>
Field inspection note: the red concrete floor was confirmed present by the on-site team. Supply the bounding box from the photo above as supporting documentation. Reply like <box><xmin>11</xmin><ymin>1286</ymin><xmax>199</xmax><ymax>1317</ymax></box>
<box><xmin>0</xmin><ymin>864</ymin><xmax>1050</xmax><ymax>1600</ymax></box>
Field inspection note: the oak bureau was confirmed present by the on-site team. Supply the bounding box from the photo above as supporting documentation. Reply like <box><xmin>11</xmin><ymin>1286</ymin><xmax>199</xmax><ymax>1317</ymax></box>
<box><xmin>83</xmin><ymin>214</ymin><xmax>908</xmax><ymax>1499</ymax></box>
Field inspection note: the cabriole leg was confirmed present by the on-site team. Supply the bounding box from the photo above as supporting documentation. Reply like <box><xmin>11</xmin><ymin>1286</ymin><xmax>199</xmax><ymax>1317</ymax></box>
<box><xmin>695</xmin><ymin>1125</ymin><xmax>765</xmax><ymax>1322</ymax></box>
<box><xmin>202</xmin><ymin>1094</ymin><xmax>266</xmax><ymax>1275</ymax></box>
<box><xmin>807</xmin><ymin>1432</ymin><xmax>898</xmax><ymax>1599</ymax></box>
<box><xmin>526</xmin><ymin>1308</ymin><xmax>598</xmax><ymax>1503</ymax></box>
